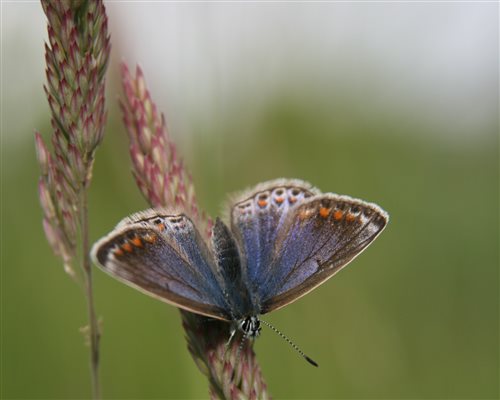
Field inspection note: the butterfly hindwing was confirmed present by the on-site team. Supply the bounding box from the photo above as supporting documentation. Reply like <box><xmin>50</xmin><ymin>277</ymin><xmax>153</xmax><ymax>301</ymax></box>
<box><xmin>91</xmin><ymin>209</ymin><xmax>231</xmax><ymax>320</ymax></box>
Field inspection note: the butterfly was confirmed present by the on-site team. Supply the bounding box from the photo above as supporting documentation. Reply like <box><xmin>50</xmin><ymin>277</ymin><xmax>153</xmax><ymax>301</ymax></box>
<box><xmin>92</xmin><ymin>179</ymin><xmax>388</xmax><ymax>360</ymax></box>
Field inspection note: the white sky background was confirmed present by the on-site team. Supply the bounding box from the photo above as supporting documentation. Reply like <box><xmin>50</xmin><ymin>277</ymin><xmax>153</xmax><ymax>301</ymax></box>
<box><xmin>2</xmin><ymin>1</ymin><xmax>498</xmax><ymax>149</ymax></box>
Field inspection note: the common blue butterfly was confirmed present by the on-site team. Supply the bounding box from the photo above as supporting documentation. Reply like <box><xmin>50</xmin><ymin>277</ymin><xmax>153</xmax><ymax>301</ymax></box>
<box><xmin>92</xmin><ymin>179</ymin><xmax>388</xmax><ymax>357</ymax></box>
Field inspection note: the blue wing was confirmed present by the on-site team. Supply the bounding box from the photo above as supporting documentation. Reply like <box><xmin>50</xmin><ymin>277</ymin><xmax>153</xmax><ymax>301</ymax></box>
<box><xmin>229</xmin><ymin>179</ymin><xmax>319</xmax><ymax>310</ymax></box>
<box><xmin>229</xmin><ymin>180</ymin><xmax>388</xmax><ymax>314</ymax></box>
<box><xmin>259</xmin><ymin>194</ymin><xmax>388</xmax><ymax>313</ymax></box>
<box><xmin>92</xmin><ymin>209</ymin><xmax>232</xmax><ymax>320</ymax></box>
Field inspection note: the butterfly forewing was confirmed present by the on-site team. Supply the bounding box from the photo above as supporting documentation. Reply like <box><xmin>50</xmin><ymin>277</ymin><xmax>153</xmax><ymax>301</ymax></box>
<box><xmin>91</xmin><ymin>210</ymin><xmax>231</xmax><ymax>320</ymax></box>
<box><xmin>260</xmin><ymin>195</ymin><xmax>388</xmax><ymax>313</ymax></box>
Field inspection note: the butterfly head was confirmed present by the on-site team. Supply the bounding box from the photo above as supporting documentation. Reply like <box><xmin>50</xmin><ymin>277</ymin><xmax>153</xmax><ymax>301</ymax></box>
<box><xmin>238</xmin><ymin>316</ymin><xmax>261</xmax><ymax>338</ymax></box>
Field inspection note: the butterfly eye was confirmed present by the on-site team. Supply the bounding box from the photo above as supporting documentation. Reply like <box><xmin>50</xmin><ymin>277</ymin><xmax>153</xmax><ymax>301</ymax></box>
<box><xmin>241</xmin><ymin>319</ymin><xmax>249</xmax><ymax>332</ymax></box>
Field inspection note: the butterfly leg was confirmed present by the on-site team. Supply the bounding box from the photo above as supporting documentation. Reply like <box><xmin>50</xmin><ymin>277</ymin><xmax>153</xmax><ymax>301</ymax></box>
<box><xmin>226</xmin><ymin>324</ymin><xmax>237</xmax><ymax>347</ymax></box>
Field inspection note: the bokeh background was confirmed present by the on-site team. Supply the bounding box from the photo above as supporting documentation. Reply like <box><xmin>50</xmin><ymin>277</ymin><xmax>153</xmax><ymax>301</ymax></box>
<box><xmin>2</xmin><ymin>2</ymin><xmax>498</xmax><ymax>399</ymax></box>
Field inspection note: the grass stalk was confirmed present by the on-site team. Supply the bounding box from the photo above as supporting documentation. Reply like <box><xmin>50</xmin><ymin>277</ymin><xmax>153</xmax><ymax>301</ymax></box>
<box><xmin>81</xmin><ymin>188</ymin><xmax>100</xmax><ymax>399</ymax></box>
<box><xmin>35</xmin><ymin>1</ymin><xmax>110</xmax><ymax>397</ymax></box>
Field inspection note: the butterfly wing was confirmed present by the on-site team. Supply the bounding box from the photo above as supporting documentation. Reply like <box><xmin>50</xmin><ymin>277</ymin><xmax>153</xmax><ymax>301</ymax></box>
<box><xmin>229</xmin><ymin>179</ymin><xmax>320</xmax><ymax>311</ymax></box>
<box><xmin>259</xmin><ymin>194</ymin><xmax>388</xmax><ymax>313</ymax></box>
<box><xmin>91</xmin><ymin>209</ymin><xmax>231</xmax><ymax>320</ymax></box>
<box><xmin>229</xmin><ymin>180</ymin><xmax>388</xmax><ymax>314</ymax></box>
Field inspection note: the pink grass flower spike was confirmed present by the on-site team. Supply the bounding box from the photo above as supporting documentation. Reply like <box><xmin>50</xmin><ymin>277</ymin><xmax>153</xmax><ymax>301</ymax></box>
<box><xmin>35</xmin><ymin>1</ymin><xmax>111</xmax><ymax>398</ymax></box>
<box><xmin>119</xmin><ymin>64</ymin><xmax>269</xmax><ymax>399</ymax></box>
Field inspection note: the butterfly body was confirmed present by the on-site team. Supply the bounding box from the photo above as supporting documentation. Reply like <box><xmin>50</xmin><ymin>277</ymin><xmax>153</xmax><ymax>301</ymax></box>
<box><xmin>92</xmin><ymin>179</ymin><xmax>388</xmax><ymax>338</ymax></box>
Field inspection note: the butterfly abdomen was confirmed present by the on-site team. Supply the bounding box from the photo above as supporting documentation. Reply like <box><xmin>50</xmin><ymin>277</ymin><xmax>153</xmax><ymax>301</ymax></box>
<box><xmin>212</xmin><ymin>218</ymin><xmax>255</xmax><ymax>317</ymax></box>
<box><xmin>212</xmin><ymin>218</ymin><xmax>241</xmax><ymax>282</ymax></box>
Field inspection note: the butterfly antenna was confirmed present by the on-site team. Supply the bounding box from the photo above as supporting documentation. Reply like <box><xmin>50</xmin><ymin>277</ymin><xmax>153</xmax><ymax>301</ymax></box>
<box><xmin>260</xmin><ymin>319</ymin><xmax>318</xmax><ymax>367</ymax></box>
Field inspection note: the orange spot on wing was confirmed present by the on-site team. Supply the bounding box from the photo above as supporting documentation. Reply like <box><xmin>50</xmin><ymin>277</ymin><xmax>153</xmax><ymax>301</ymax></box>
<box><xmin>131</xmin><ymin>237</ymin><xmax>143</xmax><ymax>247</ymax></box>
<box><xmin>319</xmin><ymin>207</ymin><xmax>330</xmax><ymax>218</ymax></box>
<box><xmin>289</xmin><ymin>197</ymin><xmax>297</xmax><ymax>204</ymax></box>
<box><xmin>114</xmin><ymin>248</ymin><xmax>124</xmax><ymax>257</ymax></box>
<box><xmin>258</xmin><ymin>199</ymin><xmax>268</xmax><ymax>208</ymax></box>
<box><xmin>157</xmin><ymin>223</ymin><xmax>165</xmax><ymax>231</ymax></box>
<box><xmin>333</xmin><ymin>210</ymin><xmax>344</xmax><ymax>221</ymax></box>
<box><xmin>346</xmin><ymin>213</ymin><xmax>356</xmax><ymax>222</ymax></box>
<box><xmin>122</xmin><ymin>242</ymin><xmax>133</xmax><ymax>253</ymax></box>
<box><xmin>275</xmin><ymin>197</ymin><xmax>284</xmax><ymax>204</ymax></box>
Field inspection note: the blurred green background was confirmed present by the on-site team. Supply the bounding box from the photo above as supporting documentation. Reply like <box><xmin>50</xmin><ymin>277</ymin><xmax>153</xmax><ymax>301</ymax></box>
<box><xmin>2</xmin><ymin>2</ymin><xmax>498</xmax><ymax>399</ymax></box>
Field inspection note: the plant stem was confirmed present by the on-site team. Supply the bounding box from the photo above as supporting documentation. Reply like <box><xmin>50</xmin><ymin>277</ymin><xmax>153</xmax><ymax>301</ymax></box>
<box><xmin>80</xmin><ymin>187</ymin><xmax>100</xmax><ymax>399</ymax></box>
